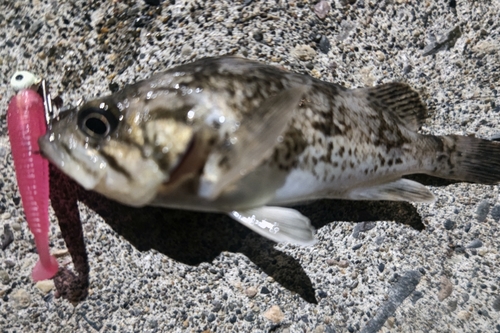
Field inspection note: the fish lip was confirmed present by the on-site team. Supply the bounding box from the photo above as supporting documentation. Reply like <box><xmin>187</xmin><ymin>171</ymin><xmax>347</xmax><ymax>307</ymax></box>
<box><xmin>38</xmin><ymin>134</ymin><xmax>61</xmax><ymax>167</ymax></box>
<box><xmin>38</xmin><ymin>133</ymin><xmax>104</xmax><ymax>190</ymax></box>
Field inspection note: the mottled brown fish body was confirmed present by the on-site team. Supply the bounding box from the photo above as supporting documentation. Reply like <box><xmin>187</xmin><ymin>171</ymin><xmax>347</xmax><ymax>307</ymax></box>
<box><xmin>39</xmin><ymin>57</ymin><xmax>500</xmax><ymax>245</ymax></box>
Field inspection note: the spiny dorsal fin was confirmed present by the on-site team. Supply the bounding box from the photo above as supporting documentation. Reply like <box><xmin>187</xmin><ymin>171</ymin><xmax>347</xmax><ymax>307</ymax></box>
<box><xmin>364</xmin><ymin>82</ymin><xmax>429</xmax><ymax>132</ymax></box>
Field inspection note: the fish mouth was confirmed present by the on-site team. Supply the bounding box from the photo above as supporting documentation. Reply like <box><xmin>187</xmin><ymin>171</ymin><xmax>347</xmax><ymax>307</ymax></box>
<box><xmin>38</xmin><ymin>133</ymin><xmax>106</xmax><ymax>190</ymax></box>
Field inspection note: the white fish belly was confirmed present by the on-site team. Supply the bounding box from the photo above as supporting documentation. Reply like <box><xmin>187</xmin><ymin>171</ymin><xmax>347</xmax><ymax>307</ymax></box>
<box><xmin>270</xmin><ymin>149</ymin><xmax>424</xmax><ymax>206</ymax></box>
<box><xmin>270</xmin><ymin>167</ymin><xmax>335</xmax><ymax>205</ymax></box>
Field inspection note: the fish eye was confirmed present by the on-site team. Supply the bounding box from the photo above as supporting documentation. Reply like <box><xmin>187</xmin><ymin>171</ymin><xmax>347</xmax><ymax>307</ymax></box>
<box><xmin>78</xmin><ymin>106</ymin><xmax>119</xmax><ymax>139</ymax></box>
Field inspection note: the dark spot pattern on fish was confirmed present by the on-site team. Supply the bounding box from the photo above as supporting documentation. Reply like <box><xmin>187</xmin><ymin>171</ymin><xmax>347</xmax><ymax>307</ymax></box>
<box><xmin>39</xmin><ymin>56</ymin><xmax>500</xmax><ymax>230</ymax></box>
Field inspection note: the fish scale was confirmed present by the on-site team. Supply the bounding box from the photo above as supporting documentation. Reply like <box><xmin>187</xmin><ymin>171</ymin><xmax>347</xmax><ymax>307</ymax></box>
<box><xmin>276</xmin><ymin>88</ymin><xmax>422</xmax><ymax>191</ymax></box>
<box><xmin>39</xmin><ymin>56</ymin><xmax>500</xmax><ymax>245</ymax></box>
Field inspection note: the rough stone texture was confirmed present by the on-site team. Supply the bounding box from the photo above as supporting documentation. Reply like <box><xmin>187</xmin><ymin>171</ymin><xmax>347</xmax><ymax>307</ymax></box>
<box><xmin>35</xmin><ymin>280</ymin><xmax>55</xmax><ymax>294</ymax></box>
<box><xmin>438</xmin><ymin>276</ymin><xmax>454</xmax><ymax>302</ymax></box>
<box><xmin>1</xmin><ymin>0</ymin><xmax>500</xmax><ymax>332</ymax></box>
<box><xmin>263</xmin><ymin>305</ymin><xmax>285</xmax><ymax>324</ymax></box>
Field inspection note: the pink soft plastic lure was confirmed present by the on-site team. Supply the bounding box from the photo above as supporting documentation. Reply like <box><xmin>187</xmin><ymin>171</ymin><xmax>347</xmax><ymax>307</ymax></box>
<box><xmin>7</xmin><ymin>88</ymin><xmax>59</xmax><ymax>281</ymax></box>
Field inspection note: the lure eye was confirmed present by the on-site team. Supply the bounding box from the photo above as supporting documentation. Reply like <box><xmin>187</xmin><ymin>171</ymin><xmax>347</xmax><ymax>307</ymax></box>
<box><xmin>78</xmin><ymin>106</ymin><xmax>119</xmax><ymax>139</ymax></box>
<box><xmin>10</xmin><ymin>71</ymin><xmax>41</xmax><ymax>91</ymax></box>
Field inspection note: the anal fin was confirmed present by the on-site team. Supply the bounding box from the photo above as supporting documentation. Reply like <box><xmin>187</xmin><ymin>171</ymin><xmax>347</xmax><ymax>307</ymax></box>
<box><xmin>229</xmin><ymin>206</ymin><xmax>317</xmax><ymax>246</ymax></box>
<box><xmin>348</xmin><ymin>178</ymin><xmax>435</xmax><ymax>203</ymax></box>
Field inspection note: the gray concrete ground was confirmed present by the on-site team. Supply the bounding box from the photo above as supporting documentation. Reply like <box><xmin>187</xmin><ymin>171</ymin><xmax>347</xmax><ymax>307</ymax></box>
<box><xmin>0</xmin><ymin>0</ymin><xmax>499</xmax><ymax>332</ymax></box>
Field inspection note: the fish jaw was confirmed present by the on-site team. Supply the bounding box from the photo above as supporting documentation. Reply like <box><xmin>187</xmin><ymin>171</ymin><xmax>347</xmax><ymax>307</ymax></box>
<box><xmin>91</xmin><ymin>141</ymin><xmax>167</xmax><ymax>207</ymax></box>
<box><xmin>39</xmin><ymin>131</ymin><xmax>167</xmax><ymax>207</ymax></box>
<box><xmin>39</xmin><ymin>131</ymin><xmax>107</xmax><ymax>191</ymax></box>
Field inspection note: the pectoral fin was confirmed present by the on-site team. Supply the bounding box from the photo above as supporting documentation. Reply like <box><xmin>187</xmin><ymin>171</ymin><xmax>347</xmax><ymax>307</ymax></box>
<box><xmin>348</xmin><ymin>178</ymin><xmax>435</xmax><ymax>202</ymax></box>
<box><xmin>199</xmin><ymin>85</ymin><xmax>308</xmax><ymax>200</ymax></box>
<box><xmin>229</xmin><ymin>206</ymin><xmax>317</xmax><ymax>246</ymax></box>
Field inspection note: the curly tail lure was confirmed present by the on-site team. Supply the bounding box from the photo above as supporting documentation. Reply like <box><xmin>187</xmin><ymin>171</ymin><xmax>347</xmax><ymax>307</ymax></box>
<box><xmin>7</xmin><ymin>72</ymin><xmax>58</xmax><ymax>281</ymax></box>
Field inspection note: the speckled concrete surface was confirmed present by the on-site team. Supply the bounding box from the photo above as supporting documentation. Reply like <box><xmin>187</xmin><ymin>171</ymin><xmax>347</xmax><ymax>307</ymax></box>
<box><xmin>1</xmin><ymin>0</ymin><xmax>500</xmax><ymax>332</ymax></box>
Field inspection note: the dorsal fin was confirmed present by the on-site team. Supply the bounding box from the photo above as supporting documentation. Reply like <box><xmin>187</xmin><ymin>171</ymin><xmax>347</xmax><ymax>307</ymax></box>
<box><xmin>364</xmin><ymin>82</ymin><xmax>429</xmax><ymax>132</ymax></box>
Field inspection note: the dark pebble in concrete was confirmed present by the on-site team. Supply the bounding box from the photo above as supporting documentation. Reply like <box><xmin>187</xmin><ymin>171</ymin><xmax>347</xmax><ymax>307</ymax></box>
<box><xmin>476</xmin><ymin>201</ymin><xmax>490</xmax><ymax>222</ymax></box>
<box><xmin>490</xmin><ymin>205</ymin><xmax>500</xmax><ymax>222</ymax></box>
<box><xmin>360</xmin><ymin>270</ymin><xmax>422</xmax><ymax>333</ymax></box>
<box><xmin>403</xmin><ymin>65</ymin><xmax>412</xmax><ymax>74</ymax></box>
<box><xmin>478</xmin><ymin>309</ymin><xmax>490</xmax><ymax>318</ymax></box>
<box><xmin>211</xmin><ymin>301</ymin><xmax>222</xmax><ymax>312</ymax></box>
<box><xmin>318</xmin><ymin>35</ymin><xmax>331</xmax><ymax>54</ymax></box>
<box><xmin>0</xmin><ymin>225</ymin><xmax>14</xmax><ymax>250</ymax></box>
<box><xmin>492</xmin><ymin>295</ymin><xmax>500</xmax><ymax>311</ymax></box>
<box><xmin>448</xmin><ymin>299</ymin><xmax>457</xmax><ymax>311</ymax></box>
<box><xmin>352</xmin><ymin>222</ymin><xmax>376</xmax><ymax>238</ymax></box>
<box><xmin>108</xmin><ymin>82</ymin><xmax>120</xmax><ymax>93</ymax></box>
<box><xmin>244</xmin><ymin>313</ymin><xmax>254</xmax><ymax>322</ymax></box>
<box><xmin>361</xmin><ymin>222</ymin><xmax>376</xmax><ymax>232</ymax></box>
<box><xmin>443</xmin><ymin>219</ymin><xmax>455</xmax><ymax>230</ymax></box>
<box><xmin>253</xmin><ymin>31</ymin><xmax>263</xmax><ymax>42</ymax></box>
<box><xmin>351</xmin><ymin>222</ymin><xmax>376</xmax><ymax>238</ymax></box>
<box><xmin>351</xmin><ymin>224</ymin><xmax>361</xmax><ymax>238</ymax></box>
<box><xmin>325</xmin><ymin>325</ymin><xmax>336</xmax><ymax>333</ymax></box>
<box><xmin>466</xmin><ymin>239</ymin><xmax>483</xmax><ymax>249</ymax></box>
<box><xmin>375</xmin><ymin>236</ymin><xmax>385</xmax><ymax>245</ymax></box>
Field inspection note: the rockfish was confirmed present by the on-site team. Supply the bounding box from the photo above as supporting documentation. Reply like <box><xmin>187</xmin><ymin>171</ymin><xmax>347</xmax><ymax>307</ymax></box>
<box><xmin>39</xmin><ymin>57</ymin><xmax>500</xmax><ymax>245</ymax></box>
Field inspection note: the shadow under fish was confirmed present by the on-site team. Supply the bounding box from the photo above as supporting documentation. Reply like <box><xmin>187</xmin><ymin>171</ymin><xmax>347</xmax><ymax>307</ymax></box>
<box><xmin>50</xmin><ymin>165</ymin><xmax>89</xmax><ymax>303</ymax></box>
<box><xmin>50</xmin><ymin>165</ymin><xmax>430</xmax><ymax>304</ymax></box>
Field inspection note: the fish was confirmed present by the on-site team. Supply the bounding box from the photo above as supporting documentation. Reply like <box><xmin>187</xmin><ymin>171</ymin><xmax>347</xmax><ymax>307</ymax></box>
<box><xmin>38</xmin><ymin>56</ymin><xmax>500</xmax><ymax>245</ymax></box>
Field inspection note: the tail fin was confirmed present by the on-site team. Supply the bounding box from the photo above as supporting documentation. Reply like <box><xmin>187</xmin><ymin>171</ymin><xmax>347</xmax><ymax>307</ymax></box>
<box><xmin>428</xmin><ymin>135</ymin><xmax>500</xmax><ymax>184</ymax></box>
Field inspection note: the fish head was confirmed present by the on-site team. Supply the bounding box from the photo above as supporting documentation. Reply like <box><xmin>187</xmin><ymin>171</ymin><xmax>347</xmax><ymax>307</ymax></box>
<box><xmin>38</xmin><ymin>88</ymin><xmax>198</xmax><ymax>207</ymax></box>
